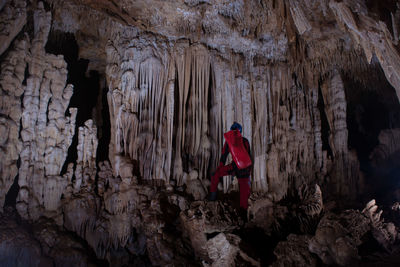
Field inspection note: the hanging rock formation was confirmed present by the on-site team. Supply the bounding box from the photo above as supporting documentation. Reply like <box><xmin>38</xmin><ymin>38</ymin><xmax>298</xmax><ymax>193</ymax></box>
<box><xmin>0</xmin><ymin>0</ymin><xmax>400</xmax><ymax>266</ymax></box>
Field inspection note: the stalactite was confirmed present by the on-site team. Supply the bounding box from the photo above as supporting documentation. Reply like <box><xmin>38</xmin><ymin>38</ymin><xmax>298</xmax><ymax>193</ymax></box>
<box><xmin>183</xmin><ymin>45</ymin><xmax>211</xmax><ymax>182</ymax></box>
<box><xmin>329</xmin><ymin>0</ymin><xmax>400</xmax><ymax>101</ymax></box>
<box><xmin>252</xmin><ymin>74</ymin><xmax>270</xmax><ymax>192</ymax></box>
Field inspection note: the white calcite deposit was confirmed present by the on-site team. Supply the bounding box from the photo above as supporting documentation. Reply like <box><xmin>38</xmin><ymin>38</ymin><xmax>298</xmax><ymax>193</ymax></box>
<box><xmin>0</xmin><ymin>0</ymin><xmax>400</xmax><ymax>266</ymax></box>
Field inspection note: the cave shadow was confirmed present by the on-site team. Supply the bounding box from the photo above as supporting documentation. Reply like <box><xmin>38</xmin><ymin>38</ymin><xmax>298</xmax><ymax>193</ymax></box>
<box><xmin>343</xmin><ymin>65</ymin><xmax>400</xmax><ymax>210</ymax></box>
<box><xmin>44</xmin><ymin>30</ymin><xmax>109</xmax><ymax>176</ymax></box>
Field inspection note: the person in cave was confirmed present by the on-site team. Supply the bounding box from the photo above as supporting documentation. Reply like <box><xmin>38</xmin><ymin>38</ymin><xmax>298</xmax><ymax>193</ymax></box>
<box><xmin>208</xmin><ymin>122</ymin><xmax>252</xmax><ymax>215</ymax></box>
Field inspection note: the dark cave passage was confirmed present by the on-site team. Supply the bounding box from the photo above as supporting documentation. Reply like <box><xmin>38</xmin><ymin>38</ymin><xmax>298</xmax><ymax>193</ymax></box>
<box><xmin>317</xmin><ymin>81</ymin><xmax>334</xmax><ymax>159</ymax></box>
<box><xmin>234</xmin><ymin>227</ymin><xmax>278</xmax><ymax>266</ymax></box>
<box><xmin>343</xmin><ymin>64</ymin><xmax>400</xmax><ymax>204</ymax></box>
<box><xmin>4</xmin><ymin>157</ymin><xmax>21</xmax><ymax>209</ymax></box>
<box><xmin>44</xmin><ymin>30</ymin><xmax>103</xmax><ymax>174</ymax></box>
<box><xmin>4</xmin><ymin>175</ymin><xmax>19</xmax><ymax>209</ymax></box>
<box><xmin>95</xmin><ymin>84</ymin><xmax>111</xmax><ymax>163</ymax></box>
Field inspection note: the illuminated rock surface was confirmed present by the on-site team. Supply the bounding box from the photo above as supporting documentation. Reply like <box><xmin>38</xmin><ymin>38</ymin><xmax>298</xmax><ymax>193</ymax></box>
<box><xmin>1</xmin><ymin>0</ymin><xmax>400</xmax><ymax>266</ymax></box>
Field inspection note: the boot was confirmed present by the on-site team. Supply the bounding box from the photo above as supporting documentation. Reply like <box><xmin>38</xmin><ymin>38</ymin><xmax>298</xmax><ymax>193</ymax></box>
<box><xmin>239</xmin><ymin>208</ymin><xmax>248</xmax><ymax>224</ymax></box>
<box><xmin>208</xmin><ymin>191</ymin><xmax>217</xmax><ymax>201</ymax></box>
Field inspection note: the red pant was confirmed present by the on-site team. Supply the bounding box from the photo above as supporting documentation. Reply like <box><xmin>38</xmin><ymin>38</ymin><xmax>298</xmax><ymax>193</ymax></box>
<box><xmin>210</xmin><ymin>163</ymin><xmax>251</xmax><ymax>209</ymax></box>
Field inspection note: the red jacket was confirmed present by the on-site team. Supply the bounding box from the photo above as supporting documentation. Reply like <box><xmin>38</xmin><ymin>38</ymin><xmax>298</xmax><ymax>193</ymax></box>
<box><xmin>219</xmin><ymin>137</ymin><xmax>252</xmax><ymax>178</ymax></box>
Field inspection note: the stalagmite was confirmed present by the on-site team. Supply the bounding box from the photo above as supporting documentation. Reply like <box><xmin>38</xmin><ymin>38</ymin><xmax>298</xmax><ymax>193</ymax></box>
<box><xmin>0</xmin><ymin>37</ymin><xmax>28</xmax><ymax>210</ymax></box>
<box><xmin>74</xmin><ymin>119</ymin><xmax>98</xmax><ymax>192</ymax></box>
<box><xmin>16</xmin><ymin>3</ymin><xmax>77</xmax><ymax>220</ymax></box>
<box><xmin>321</xmin><ymin>71</ymin><xmax>363</xmax><ymax>197</ymax></box>
<box><xmin>0</xmin><ymin>0</ymin><xmax>400</xmax><ymax>266</ymax></box>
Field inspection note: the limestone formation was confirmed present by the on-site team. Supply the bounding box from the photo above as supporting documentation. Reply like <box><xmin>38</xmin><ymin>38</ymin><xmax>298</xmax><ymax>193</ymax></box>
<box><xmin>0</xmin><ymin>36</ymin><xmax>28</xmax><ymax>211</ymax></box>
<box><xmin>362</xmin><ymin>199</ymin><xmax>400</xmax><ymax>252</ymax></box>
<box><xmin>0</xmin><ymin>0</ymin><xmax>400</xmax><ymax>266</ymax></box>
<box><xmin>74</xmin><ymin>119</ymin><xmax>98</xmax><ymax>193</ymax></box>
<box><xmin>330</xmin><ymin>0</ymin><xmax>400</xmax><ymax>100</ymax></box>
<box><xmin>308</xmin><ymin>211</ymin><xmax>369</xmax><ymax>265</ymax></box>
<box><xmin>0</xmin><ymin>0</ymin><xmax>26</xmax><ymax>56</ymax></box>
<box><xmin>205</xmin><ymin>233</ymin><xmax>260</xmax><ymax>267</ymax></box>
<box><xmin>15</xmin><ymin>3</ymin><xmax>77</xmax><ymax>222</ymax></box>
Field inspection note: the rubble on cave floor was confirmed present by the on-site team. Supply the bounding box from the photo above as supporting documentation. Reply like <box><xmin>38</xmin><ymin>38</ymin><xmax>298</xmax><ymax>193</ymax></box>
<box><xmin>0</xmin><ymin>206</ymin><xmax>108</xmax><ymax>267</ymax></box>
<box><xmin>2</xmin><ymin>181</ymin><xmax>400</xmax><ymax>266</ymax></box>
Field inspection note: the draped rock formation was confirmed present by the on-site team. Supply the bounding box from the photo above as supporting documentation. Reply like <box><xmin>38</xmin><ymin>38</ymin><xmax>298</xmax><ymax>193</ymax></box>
<box><xmin>1</xmin><ymin>0</ymin><xmax>400</xmax><ymax>266</ymax></box>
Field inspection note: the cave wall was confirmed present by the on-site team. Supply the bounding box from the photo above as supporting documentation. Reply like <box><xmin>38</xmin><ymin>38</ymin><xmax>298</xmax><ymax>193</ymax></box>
<box><xmin>1</xmin><ymin>0</ymin><xmax>399</xmax><ymax>213</ymax></box>
<box><xmin>0</xmin><ymin>0</ymin><xmax>400</xmax><ymax>264</ymax></box>
<box><xmin>100</xmin><ymin>0</ymin><xmax>371</xmax><ymax>201</ymax></box>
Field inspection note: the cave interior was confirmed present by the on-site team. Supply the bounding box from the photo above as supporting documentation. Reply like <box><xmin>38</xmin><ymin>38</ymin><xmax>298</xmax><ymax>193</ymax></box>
<box><xmin>1</xmin><ymin>0</ymin><xmax>400</xmax><ymax>266</ymax></box>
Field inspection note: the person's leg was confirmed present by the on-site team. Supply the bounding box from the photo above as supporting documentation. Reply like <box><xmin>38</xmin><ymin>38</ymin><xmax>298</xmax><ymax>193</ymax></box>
<box><xmin>210</xmin><ymin>164</ymin><xmax>234</xmax><ymax>192</ymax></box>
<box><xmin>238</xmin><ymin>177</ymin><xmax>251</xmax><ymax>209</ymax></box>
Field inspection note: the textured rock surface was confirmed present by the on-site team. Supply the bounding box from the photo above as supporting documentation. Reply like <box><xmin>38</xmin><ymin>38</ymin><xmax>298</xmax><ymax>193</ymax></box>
<box><xmin>272</xmin><ymin>234</ymin><xmax>317</xmax><ymax>267</ymax></box>
<box><xmin>0</xmin><ymin>207</ymin><xmax>100</xmax><ymax>266</ymax></box>
<box><xmin>0</xmin><ymin>36</ymin><xmax>27</xmax><ymax>211</ymax></box>
<box><xmin>272</xmin><ymin>200</ymin><xmax>400</xmax><ymax>266</ymax></box>
<box><xmin>0</xmin><ymin>0</ymin><xmax>400</xmax><ymax>266</ymax></box>
<box><xmin>309</xmin><ymin>211</ymin><xmax>369</xmax><ymax>265</ymax></box>
<box><xmin>370</xmin><ymin>128</ymin><xmax>400</xmax><ymax>165</ymax></box>
<box><xmin>15</xmin><ymin>3</ymin><xmax>77</xmax><ymax>221</ymax></box>
<box><xmin>0</xmin><ymin>0</ymin><xmax>26</xmax><ymax>56</ymax></box>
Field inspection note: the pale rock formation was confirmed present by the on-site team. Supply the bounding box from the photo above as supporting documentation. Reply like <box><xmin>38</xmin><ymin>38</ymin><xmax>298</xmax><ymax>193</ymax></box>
<box><xmin>106</xmin><ymin>37</ymin><xmax>215</xmax><ymax>189</ymax></box>
<box><xmin>180</xmin><ymin>200</ymin><xmax>243</xmax><ymax>260</ymax></box>
<box><xmin>205</xmin><ymin>233</ymin><xmax>259</xmax><ymax>267</ymax></box>
<box><xmin>74</xmin><ymin>119</ymin><xmax>98</xmax><ymax>193</ymax></box>
<box><xmin>362</xmin><ymin>199</ymin><xmax>400</xmax><ymax>252</ymax></box>
<box><xmin>180</xmin><ymin>201</ymin><xmax>259</xmax><ymax>266</ymax></box>
<box><xmin>329</xmin><ymin>0</ymin><xmax>400</xmax><ymax>101</ymax></box>
<box><xmin>37</xmin><ymin>0</ymin><xmax>397</xmax><ymax>205</ymax></box>
<box><xmin>16</xmin><ymin>3</ymin><xmax>77</xmax><ymax>221</ymax></box>
<box><xmin>0</xmin><ymin>0</ymin><xmax>26</xmax><ymax>56</ymax></box>
<box><xmin>0</xmin><ymin>36</ymin><xmax>28</xmax><ymax>210</ymax></box>
<box><xmin>0</xmin><ymin>0</ymin><xmax>400</xmax><ymax>266</ymax></box>
<box><xmin>288</xmin><ymin>0</ymin><xmax>312</xmax><ymax>35</ymax></box>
